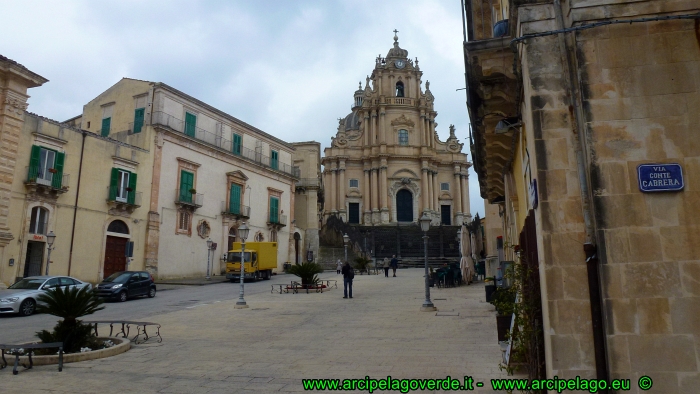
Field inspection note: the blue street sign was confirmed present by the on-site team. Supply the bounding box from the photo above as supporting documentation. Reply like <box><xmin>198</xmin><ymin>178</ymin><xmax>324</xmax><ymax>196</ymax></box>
<box><xmin>637</xmin><ymin>163</ymin><xmax>684</xmax><ymax>192</ymax></box>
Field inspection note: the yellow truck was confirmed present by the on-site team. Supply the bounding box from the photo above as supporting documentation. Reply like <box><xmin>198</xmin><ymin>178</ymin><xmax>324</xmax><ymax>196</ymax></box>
<box><xmin>225</xmin><ymin>242</ymin><xmax>277</xmax><ymax>281</ymax></box>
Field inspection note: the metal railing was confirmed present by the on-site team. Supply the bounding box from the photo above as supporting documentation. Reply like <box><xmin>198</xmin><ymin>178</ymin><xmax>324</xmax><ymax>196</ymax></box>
<box><xmin>107</xmin><ymin>186</ymin><xmax>142</xmax><ymax>207</ymax></box>
<box><xmin>296</xmin><ymin>178</ymin><xmax>321</xmax><ymax>187</ymax></box>
<box><xmin>221</xmin><ymin>201</ymin><xmax>250</xmax><ymax>217</ymax></box>
<box><xmin>151</xmin><ymin>111</ymin><xmax>298</xmax><ymax>177</ymax></box>
<box><xmin>25</xmin><ymin>166</ymin><xmax>69</xmax><ymax>190</ymax></box>
<box><xmin>268</xmin><ymin>214</ymin><xmax>287</xmax><ymax>226</ymax></box>
<box><xmin>175</xmin><ymin>188</ymin><xmax>203</xmax><ymax>208</ymax></box>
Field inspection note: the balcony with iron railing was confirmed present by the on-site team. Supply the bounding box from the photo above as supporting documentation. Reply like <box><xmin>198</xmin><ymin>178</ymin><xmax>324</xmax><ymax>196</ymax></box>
<box><xmin>151</xmin><ymin>111</ymin><xmax>300</xmax><ymax>177</ymax></box>
<box><xmin>221</xmin><ymin>201</ymin><xmax>250</xmax><ymax>219</ymax></box>
<box><xmin>107</xmin><ymin>186</ymin><xmax>142</xmax><ymax>213</ymax></box>
<box><xmin>175</xmin><ymin>188</ymin><xmax>204</xmax><ymax>210</ymax></box>
<box><xmin>267</xmin><ymin>213</ymin><xmax>287</xmax><ymax>227</ymax></box>
<box><xmin>24</xmin><ymin>166</ymin><xmax>69</xmax><ymax>197</ymax></box>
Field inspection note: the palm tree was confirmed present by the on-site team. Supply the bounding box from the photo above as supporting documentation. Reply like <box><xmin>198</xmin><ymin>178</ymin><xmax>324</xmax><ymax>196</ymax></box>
<box><xmin>35</xmin><ymin>286</ymin><xmax>105</xmax><ymax>353</ymax></box>
<box><xmin>288</xmin><ymin>262</ymin><xmax>324</xmax><ymax>286</ymax></box>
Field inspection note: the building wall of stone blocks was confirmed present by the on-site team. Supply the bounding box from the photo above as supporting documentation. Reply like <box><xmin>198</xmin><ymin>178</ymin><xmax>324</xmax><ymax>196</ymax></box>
<box><xmin>575</xmin><ymin>15</ymin><xmax>700</xmax><ymax>389</ymax></box>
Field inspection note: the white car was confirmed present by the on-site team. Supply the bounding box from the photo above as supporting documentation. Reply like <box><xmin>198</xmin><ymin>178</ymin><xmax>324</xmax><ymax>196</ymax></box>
<box><xmin>0</xmin><ymin>276</ymin><xmax>92</xmax><ymax>316</ymax></box>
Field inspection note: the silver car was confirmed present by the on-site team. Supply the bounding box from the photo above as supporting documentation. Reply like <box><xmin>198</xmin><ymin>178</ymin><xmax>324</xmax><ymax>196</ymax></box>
<box><xmin>0</xmin><ymin>276</ymin><xmax>92</xmax><ymax>317</ymax></box>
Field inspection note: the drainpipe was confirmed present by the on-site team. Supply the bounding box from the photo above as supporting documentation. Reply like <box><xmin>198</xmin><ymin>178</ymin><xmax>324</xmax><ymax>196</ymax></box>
<box><xmin>67</xmin><ymin>130</ymin><xmax>87</xmax><ymax>275</ymax></box>
<box><xmin>552</xmin><ymin>0</ymin><xmax>608</xmax><ymax>385</ymax></box>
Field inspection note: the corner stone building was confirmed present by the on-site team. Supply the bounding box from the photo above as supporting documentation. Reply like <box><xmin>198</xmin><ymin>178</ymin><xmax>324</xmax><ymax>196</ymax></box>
<box><xmin>465</xmin><ymin>0</ymin><xmax>700</xmax><ymax>391</ymax></box>
<box><xmin>323</xmin><ymin>34</ymin><xmax>471</xmax><ymax>227</ymax></box>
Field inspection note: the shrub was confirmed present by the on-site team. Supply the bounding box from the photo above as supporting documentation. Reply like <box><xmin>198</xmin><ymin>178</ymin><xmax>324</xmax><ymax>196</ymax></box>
<box><xmin>35</xmin><ymin>286</ymin><xmax>105</xmax><ymax>353</ymax></box>
<box><xmin>354</xmin><ymin>256</ymin><xmax>371</xmax><ymax>272</ymax></box>
<box><xmin>288</xmin><ymin>261</ymin><xmax>324</xmax><ymax>286</ymax></box>
<box><xmin>490</xmin><ymin>287</ymin><xmax>516</xmax><ymax>316</ymax></box>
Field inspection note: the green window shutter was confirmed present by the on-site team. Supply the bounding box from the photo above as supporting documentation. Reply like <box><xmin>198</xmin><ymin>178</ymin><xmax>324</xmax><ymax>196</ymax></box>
<box><xmin>101</xmin><ymin>117</ymin><xmax>111</xmax><ymax>137</ymax></box>
<box><xmin>28</xmin><ymin>145</ymin><xmax>41</xmax><ymax>182</ymax></box>
<box><xmin>270</xmin><ymin>197</ymin><xmax>279</xmax><ymax>223</ymax></box>
<box><xmin>127</xmin><ymin>172</ymin><xmax>137</xmax><ymax>205</ymax></box>
<box><xmin>271</xmin><ymin>150</ymin><xmax>278</xmax><ymax>170</ymax></box>
<box><xmin>51</xmin><ymin>152</ymin><xmax>65</xmax><ymax>189</ymax></box>
<box><xmin>133</xmin><ymin>108</ymin><xmax>145</xmax><ymax>134</ymax></box>
<box><xmin>109</xmin><ymin>168</ymin><xmax>119</xmax><ymax>201</ymax></box>
<box><xmin>233</xmin><ymin>134</ymin><xmax>242</xmax><ymax>155</ymax></box>
<box><xmin>185</xmin><ymin>112</ymin><xmax>196</xmax><ymax>137</ymax></box>
<box><xmin>230</xmin><ymin>184</ymin><xmax>241</xmax><ymax>214</ymax></box>
<box><xmin>180</xmin><ymin>170</ymin><xmax>194</xmax><ymax>203</ymax></box>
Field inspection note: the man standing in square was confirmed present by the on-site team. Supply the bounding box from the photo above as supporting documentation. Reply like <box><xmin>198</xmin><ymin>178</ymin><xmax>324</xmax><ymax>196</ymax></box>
<box><xmin>342</xmin><ymin>261</ymin><xmax>354</xmax><ymax>298</ymax></box>
<box><xmin>390</xmin><ymin>255</ymin><xmax>398</xmax><ymax>277</ymax></box>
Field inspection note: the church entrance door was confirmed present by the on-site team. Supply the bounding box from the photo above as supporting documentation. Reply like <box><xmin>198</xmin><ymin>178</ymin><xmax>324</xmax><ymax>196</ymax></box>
<box><xmin>396</xmin><ymin>189</ymin><xmax>413</xmax><ymax>222</ymax></box>
<box><xmin>348</xmin><ymin>203</ymin><xmax>360</xmax><ymax>224</ymax></box>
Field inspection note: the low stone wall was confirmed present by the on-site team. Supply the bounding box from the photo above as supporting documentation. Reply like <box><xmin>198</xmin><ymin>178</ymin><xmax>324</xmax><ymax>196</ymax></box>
<box><xmin>12</xmin><ymin>337</ymin><xmax>130</xmax><ymax>366</ymax></box>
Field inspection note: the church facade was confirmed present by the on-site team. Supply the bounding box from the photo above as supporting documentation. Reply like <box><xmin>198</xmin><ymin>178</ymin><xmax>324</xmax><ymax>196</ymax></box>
<box><xmin>322</xmin><ymin>34</ymin><xmax>471</xmax><ymax>227</ymax></box>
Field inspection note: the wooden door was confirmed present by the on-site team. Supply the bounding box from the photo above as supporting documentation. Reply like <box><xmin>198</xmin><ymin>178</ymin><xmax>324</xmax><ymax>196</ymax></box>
<box><xmin>396</xmin><ymin>189</ymin><xmax>413</xmax><ymax>222</ymax></box>
<box><xmin>104</xmin><ymin>236</ymin><xmax>128</xmax><ymax>279</ymax></box>
<box><xmin>441</xmin><ymin>205</ymin><xmax>451</xmax><ymax>225</ymax></box>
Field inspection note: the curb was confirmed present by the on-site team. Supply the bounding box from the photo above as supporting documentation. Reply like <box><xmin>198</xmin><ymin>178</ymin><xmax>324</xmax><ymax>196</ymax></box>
<box><xmin>10</xmin><ymin>337</ymin><xmax>130</xmax><ymax>366</ymax></box>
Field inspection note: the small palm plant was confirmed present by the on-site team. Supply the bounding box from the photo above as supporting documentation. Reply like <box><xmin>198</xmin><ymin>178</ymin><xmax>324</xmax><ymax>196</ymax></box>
<box><xmin>354</xmin><ymin>256</ymin><xmax>372</xmax><ymax>274</ymax></box>
<box><xmin>288</xmin><ymin>262</ymin><xmax>324</xmax><ymax>287</ymax></box>
<box><xmin>35</xmin><ymin>286</ymin><xmax>105</xmax><ymax>353</ymax></box>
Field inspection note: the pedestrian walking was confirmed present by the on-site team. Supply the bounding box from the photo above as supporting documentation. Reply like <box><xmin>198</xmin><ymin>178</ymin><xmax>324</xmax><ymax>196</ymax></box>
<box><xmin>336</xmin><ymin>259</ymin><xmax>343</xmax><ymax>274</ymax></box>
<box><xmin>383</xmin><ymin>257</ymin><xmax>390</xmax><ymax>277</ymax></box>
<box><xmin>341</xmin><ymin>261</ymin><xmax>354</xmax><ymax>298</ymax></box>
<box><xmin>390</xmin><ymin>255</ymin><xmax>398</xmax><ymax>277</ymax></box>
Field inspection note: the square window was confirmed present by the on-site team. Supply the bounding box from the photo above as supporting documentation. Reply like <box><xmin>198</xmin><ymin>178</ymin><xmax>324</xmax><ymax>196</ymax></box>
<box><xmin>441</xmin><ymin>182</ymin><xmax>450</xmax><ymax>191</ymax></box>
<box><xmin>349</xmin><ymin>179</ymin><xmax>359</xmax><ymax>188</ymax></box>
<box><xmin>398</xmin><ymin>129</ymin><xmax>409</xmax><ymax>146</ymax></box>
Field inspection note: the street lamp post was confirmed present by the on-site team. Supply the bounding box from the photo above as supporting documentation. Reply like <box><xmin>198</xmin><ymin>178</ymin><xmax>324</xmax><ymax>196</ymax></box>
<box><xmin>206</xmin><ymin>238</ymin><xmax>213</xmax><ymax>280</ymax></box>
<box><xmin>235</xmin><ymin>222</ymin><xmax>250</xmax><ymax>309</ymax></box>
<box><xmin>420</xmin><ymin>213</ymin><xmax>436</xmax><ymax>311</ymax></box>
<box><xmin>343</xmin><ymin>233</ymin><xmax>349</xmax><ymax>263</ymax></box>
<box><xmin>45</xmin><ymin>231</ymin><xmax>56</xmax><ymax>276</ymax></box>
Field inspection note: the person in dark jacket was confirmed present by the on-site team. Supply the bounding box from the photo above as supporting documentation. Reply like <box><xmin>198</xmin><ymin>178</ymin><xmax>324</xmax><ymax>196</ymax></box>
<box><xmin>341</xmin><ymin>261</ymin><xmax>354</xmax><ymax>298</ymax></box>
<box><xmin>390</xmin><ymin>255</ymin><xmax>398</xmax><ymax>277</ymax></box>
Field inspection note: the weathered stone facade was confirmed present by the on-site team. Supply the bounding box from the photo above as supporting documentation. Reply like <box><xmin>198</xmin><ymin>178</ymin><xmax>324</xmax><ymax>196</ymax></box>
<box><xmin>465</xmin><ymin>0</ymin><xmax>700</xmax><ymax>390</ymax></box>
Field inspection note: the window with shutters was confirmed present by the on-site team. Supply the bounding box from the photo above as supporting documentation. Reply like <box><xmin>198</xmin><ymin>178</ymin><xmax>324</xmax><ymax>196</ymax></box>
<box><xmin>270</xmin><ymin>150</ymin><xmax>279</xmax><ymax>170</ymax></box>
<box><xmin>101</xmin><ymin>117</ymin><xmax>111</xmax><ymax>137</ymax></box>
<box><xmin>441</xmin><ymin>182</ymin><xmax>450</xmax><ymax>191</ymax></box>
<box><xmin>398</xmin><ymin>129</ymin><xmax>409</xmax><ymax>146</ymax></box>
<box><xmin>185</xmin><ymin>112</ymin><xmax>197</xmax><ymax>138</ymax></box>
<box><xmin>232</xmin><ymin>133</ymin><xmax>242</xmax><ymax>155</ymax></box>
<box><xmin>29</xmin><ymin>207</ymin><xmax>49</xmax><ymax>235</ymax></box>
<box><xmin>269</xmin><ymin>196</ymin><xmax>279</xmax><ymax>223</ymax></box>
<box><xmin>108</xmin><ymin>168</ymin><xmax>137</xmax><ymax>205</ymax></box>
<box><xmin>27</xmin><ymin>145</ymin><xmax>65</xmax><ymax>189</ymax></box>
<box><xmin>179</xmin><ymin>170</ymin><xmax>195</xmax><ymax>204</ymax></box>
<box><xmin>349</xmin><ymin>179</ymin><xmax>359</xmax><ymax>188</ymax></box>
<box><xmin>133</xmin><ymin>108</ymin><xmax>145</xmax><ymax>134</ymax></box>
<box><xmin>229</xmin><ymin>183</ymin><xmax>242</xmax><ymax>215</ymax></box>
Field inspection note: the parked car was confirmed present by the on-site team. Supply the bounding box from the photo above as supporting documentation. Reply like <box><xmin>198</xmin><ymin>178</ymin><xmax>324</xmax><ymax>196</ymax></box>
<box><xmin>96</xmin><ymin>271</ymin><xmax>156</xmax><ymax>302</ymax></box>
<box><xmin>0</xmin><ymin>275</ymin><xmax>92</xmax><ymax>317</ymax></box>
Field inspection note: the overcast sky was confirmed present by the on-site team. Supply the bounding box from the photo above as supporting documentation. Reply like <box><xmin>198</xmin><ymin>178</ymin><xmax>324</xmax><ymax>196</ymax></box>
<box><xmin>2</xmin><ymin>0</ymin><xmax>484</xmax><ymax>218</ymax></box>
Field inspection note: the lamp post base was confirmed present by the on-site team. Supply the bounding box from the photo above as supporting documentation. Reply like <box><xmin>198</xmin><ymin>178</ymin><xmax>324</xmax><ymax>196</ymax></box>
<box><xmin>234</xmin><ymin>302</ymin><xmax>249</xmax><ymax>309</ymax></box>
<box><xmin>420</xmin><ymin>305</ymin><xmax>437</xmax><ymax>312</ymax></box>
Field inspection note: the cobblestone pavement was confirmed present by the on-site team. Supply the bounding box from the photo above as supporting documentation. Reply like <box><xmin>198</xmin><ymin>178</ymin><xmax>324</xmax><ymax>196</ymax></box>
<box><xmin>0</xmin><ymin>268</ymin><xmax>522</xmax><ymax>393</ymax></box>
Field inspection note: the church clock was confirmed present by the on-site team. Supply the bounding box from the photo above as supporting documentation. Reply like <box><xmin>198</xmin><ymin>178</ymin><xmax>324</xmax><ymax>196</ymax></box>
<box><xmin>394</xmin><ymin>59</ymin><xmax>406</xmax><ymax>69</ymax></box>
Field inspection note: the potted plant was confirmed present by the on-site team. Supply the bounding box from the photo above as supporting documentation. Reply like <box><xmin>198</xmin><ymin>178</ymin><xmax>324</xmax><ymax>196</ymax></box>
<box><xmin>189</xmin><ymin>188</ymin><xmax>197</xmax><ymax>194</ymax></box>
<box><xmin>48</xmin><ymin>168</ymin><xmax>58</xmax><ymax>174</ymax></box>
<box><xmin>35</xmin><ymin>286</ymin><xmax>105</xmax><ymax>353</ymax></box>
<box><xmin>354</xmin><ymin>256</ymin><xmax>371</xmax><ymax>275</ymax></box>
<box><xmin>490</xmin><ymin>287</ymin><xmax>516</xmax><ymax>342</ymax></box>
<box><xmin>287</xmin><ymin>261</ymin><xmax>324</xmax><ymax>288</ymax></box>
<box><xmin>484</xmin><ymin>277</ymin><xmax>496</xmax><ymax>302</ymax></box>
<box><xmin>125</xmin><ymin>187</ymin><xmax>133</xmax><ymax>192</ymax></box>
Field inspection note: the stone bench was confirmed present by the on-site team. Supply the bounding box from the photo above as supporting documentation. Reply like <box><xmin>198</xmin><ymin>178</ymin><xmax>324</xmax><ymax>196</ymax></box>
<box><xmin>0</xmin><ymin>342</ymin><xmax>63</xmax><ymax>375</ymax></box>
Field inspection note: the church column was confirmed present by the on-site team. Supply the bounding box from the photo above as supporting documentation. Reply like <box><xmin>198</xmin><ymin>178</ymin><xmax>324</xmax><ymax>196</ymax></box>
<box><xmin>330</xmin><ymin>164</ymin><xmax>337</xmax><ymax>213</ymax></box>
<box><xmin>427</xmin><ymin>169</ymin><xmax>434</xmax><ymax>212</ymax></box>
<box><xmin>371</xmin><ymin>163</ymin><xmax>380</xmax><ymax>223</ymax></box>
<box><xmin>363</xmin><ymin>166</ymin><xmax>371</xmax><ymax>224</ymax></box>
<box><xmin>421</xmin><ymin>161</ymin><xmax>429</xmax><ymax>213</ymax></box>
<box><xmin>380</xmin><ymin>158</ymin><xmax>388</xmax><ymax>223</ymax></box>
<box><xmin>424</xmin><ymin>117</ymin><xmax>430</xmax><ymax>149</ymax></box>
<box><xmin>462</xmin><ymin>173</ymin><xmax>471</xmax><ymax>219</ymax></box>
<box><xmin>338</xmin><ymin>159</ymin><xmax>346</xmax><ymax>221</ymax></box>
<box><xmin>371</xmin><ymin>110</ymin><xmax>378</xmax><ymax>146</ymax></box>
<box><xmin>453</xmin><ymin>166</ymin><xmax>463</xmax><ymax>225</ymax></box>
<box><xmin>430</xmin><ymin>116</ymin><xmax>436</xmax><ymax>149</ymax></box>
<box><xmin>363</xmin><ymin>112</ymin><xmax>370</xmax><ymax>146</ymax></box>
<box><xmin>419</xmin><ymin>113</ymin><xmax>426</xmax><ymax>146</ymax></box>
<box><xmin>432</xmin><ymin>170</ymin><xmax>439</xmax><ymax>214</ymax></box>
<box><xmin>379</xmin><ymin>109</ymin><xmax>386</xmax><ymax>144</ymax></box>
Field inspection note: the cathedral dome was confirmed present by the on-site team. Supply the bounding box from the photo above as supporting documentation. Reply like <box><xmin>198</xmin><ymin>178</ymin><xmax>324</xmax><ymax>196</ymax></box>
<box><xmin>386</xmin><ymin>32</ymin><xmax>408</xmax><ymax>59</ymax></box>
<box><xmin>343</xmin><ymin>110</ymin><xmax>360</xmax><ymax>131</ymax></box>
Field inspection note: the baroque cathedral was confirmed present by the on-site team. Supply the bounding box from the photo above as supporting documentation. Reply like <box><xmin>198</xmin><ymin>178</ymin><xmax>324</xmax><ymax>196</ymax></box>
<box><xmin>322</xmin><ymin>33</ymin><xmax>472</xmax><ymax>227</ymax></box>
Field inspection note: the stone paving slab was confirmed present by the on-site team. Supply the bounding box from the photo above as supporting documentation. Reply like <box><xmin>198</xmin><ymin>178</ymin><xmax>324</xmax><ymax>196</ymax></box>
<box><xmin>0</xmin><ymin>268</ymin><xmax>524</xmax><ymax>393</ymax></box>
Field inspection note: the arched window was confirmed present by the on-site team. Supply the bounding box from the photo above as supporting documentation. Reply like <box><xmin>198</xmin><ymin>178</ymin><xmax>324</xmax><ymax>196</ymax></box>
<box><xmin>254</xmin><ymin>232</ymin><xmax>264</xmax><ymax>242</ymax></box>
<box><xmin>29</xmin><ymin>207</ymin><xmax>48</xmax><ymax>234</ymax></box>
<box><xmin>395</xmin><ymin>81</ymin><xmax>404</xmax><ymax>97</ymax></box>
<box><xmin>270</xmin><ymin>230</ymin><xmax>277</xmax><ymax>242</ymax></box>
<box><xmin>398</xmin><ymin>129</ymin><xmax>409</xmax><ymax>146</ymax></box>
<box><xmin>107</xmin><ymin>220</ymin><xmax>129</xmax><ymax>234</ymax></box>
